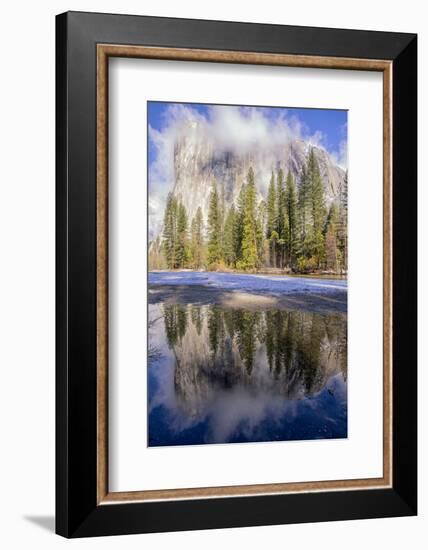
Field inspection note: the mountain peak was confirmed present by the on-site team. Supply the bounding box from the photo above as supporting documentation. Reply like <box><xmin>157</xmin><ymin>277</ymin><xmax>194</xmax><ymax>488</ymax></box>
<box><xmin>169</xmin><ymin>135</ymin><xmax>345</xmax><ymax>232</ymax></box>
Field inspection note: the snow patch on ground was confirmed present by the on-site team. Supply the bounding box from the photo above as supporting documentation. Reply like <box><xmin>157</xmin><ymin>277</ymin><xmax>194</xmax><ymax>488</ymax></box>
<box><xmin>148</xmin><ymin>271</ymin><xmax>347</xmax><ymax>295</ymax></box>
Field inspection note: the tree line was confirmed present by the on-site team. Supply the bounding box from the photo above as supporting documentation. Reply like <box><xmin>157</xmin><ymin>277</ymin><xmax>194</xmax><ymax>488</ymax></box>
<box><xmin>157</xmin><ymin>148</ymin><xmax>348</xmax><ymax>273</ymax></box>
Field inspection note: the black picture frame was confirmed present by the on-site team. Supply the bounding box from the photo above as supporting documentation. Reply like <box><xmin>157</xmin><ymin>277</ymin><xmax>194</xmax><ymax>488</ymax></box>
<box><xmin>56</xmin><ymin>11</ymin><xmax>417</xmax><ymax>538</ymax></box>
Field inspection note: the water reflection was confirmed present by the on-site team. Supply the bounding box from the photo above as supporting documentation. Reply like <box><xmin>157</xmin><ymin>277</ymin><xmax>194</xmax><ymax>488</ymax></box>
<box><xmin>148</xmin><ymin>302</ymin><xmax>347</xmax><ymax>446</ymax></box>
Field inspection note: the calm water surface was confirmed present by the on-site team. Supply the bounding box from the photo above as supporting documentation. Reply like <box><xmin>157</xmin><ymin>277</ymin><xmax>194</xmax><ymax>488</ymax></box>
<box><xmin>148</xmin><ymin>301</ymin><xmax>347</xmax><ymax>446</ymax></box>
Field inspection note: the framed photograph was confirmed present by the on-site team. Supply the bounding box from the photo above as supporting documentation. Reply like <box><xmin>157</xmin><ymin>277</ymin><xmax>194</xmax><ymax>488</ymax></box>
<box><xmin>56</xmin><ymin>11</ymin><xmax>417</xmax><ymax>537</ymax></box>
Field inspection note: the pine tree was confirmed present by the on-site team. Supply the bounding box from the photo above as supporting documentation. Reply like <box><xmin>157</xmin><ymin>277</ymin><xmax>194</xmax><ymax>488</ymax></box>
<box><xmin>239</xmin><ymin>167</ymin><xmax>258</xmax><ymax>270</ymax></box>
<box><xmin>337</xmin><ymin>170</ymin><xmax>348</xmax><ymax>273</ymax></box>
<box><xmin>207</xmin><ymin>181</ymin><xmax>222</xmax><ymax>266</ymax></box>
<box><xmin>266</xmin><ymin>171</ymin><xmax>277</xmax><ymax>267</ymax></box>
<box><xmin>162</xmin><ymin>192</ymin><xmax>178</xmax><ymax>269</ymax></box>
<box><xmin>223</xmin><ymin>205</ymin><xmax>239</xmax><ymax>267</ymax></box>
<box><xmin>298</xmin><ymin>164</ymin><xmax>311</xmax><ymax>258</ymax></box>
<box><xmin>276</xmin><ymin>168</ymin><xmax>286</xmax><ymax>267</ymax></box>
<box><xmin>256</xmin><ymin>200</ymin><xmax>267</xmax><ymax>266</ymax></box>
<box><xmin>236</xmin><ymin>181</ymin><xmax>247</xmax><ymax>263</ymax></box>
<box><xmin>218</xmin><ymin>181</ymin><xmax>225</xmax><ymax>259</ymax></box>
<box><xmin>307</xmin><ymin>149</ymin><xmax>326</xmax><ymax>266</ymax></box>
<box><xmin>324</xmin><ymin>202</ymin><xmax>339</xmax><ymax>271</ymax></box>
<box><xmin>285</xmin><ymin>171</ymin><xmax>299</xmax><ymax>267</ymax></box>
<box><xmin>148</xmin><ymin>236</ymin><xmax>166</xmax><ymax>270</ymax></box>
<box><xmin>176</xmin><ymin>202</ymin><xmax>189</xmax><ymax>267</ymax></box>
<box><xmin>190</xmin><ymin>207</ymin><xmax>204</xmax><ymax>269</ymax></box>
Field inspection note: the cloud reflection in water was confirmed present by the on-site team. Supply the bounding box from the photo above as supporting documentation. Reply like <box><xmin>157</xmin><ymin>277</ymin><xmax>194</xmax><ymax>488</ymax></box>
<box><xmin>148</xmin><ymin>303</ymin><xmax>347</xmax><ymax>446</ymax></box>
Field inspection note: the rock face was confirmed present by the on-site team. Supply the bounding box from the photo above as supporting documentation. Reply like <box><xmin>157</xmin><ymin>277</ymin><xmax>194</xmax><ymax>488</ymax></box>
<box><xmin>170</xmin><ymin>119</ymin><xmax>346</xmax><ymax>230</ymax></box>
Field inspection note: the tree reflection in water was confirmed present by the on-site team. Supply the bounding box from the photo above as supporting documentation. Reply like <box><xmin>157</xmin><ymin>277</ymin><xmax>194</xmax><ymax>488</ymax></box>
<box><xmin>148</xmin><ymin>302</ymin><xmax>347</xmax><ymax>446</ymax></box>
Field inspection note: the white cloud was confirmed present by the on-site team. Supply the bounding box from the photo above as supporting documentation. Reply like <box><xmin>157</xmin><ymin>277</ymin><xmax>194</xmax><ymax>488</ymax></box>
<box><xmin>330</xmin><ymin>122</ymin><xmax>348</xmax><ymax>170</ymax></box>
<box><xmin>148</xmin><ymin>104</ymin><xmax>343</xmax><ymax>239</ymax></box>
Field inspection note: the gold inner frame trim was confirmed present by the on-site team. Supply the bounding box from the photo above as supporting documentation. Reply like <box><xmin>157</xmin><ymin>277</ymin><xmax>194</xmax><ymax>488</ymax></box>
<box><xmin>96</xmin><ymin>44</ymin><xmax>393</xmax><ymax>505</ymax></box>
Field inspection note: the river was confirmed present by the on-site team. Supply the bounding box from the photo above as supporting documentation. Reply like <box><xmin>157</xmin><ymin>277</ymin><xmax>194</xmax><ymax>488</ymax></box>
<box><xmin>147</xmin><ymin>271</ymin><xmax>347</xmax><ymax>446</ymax></box>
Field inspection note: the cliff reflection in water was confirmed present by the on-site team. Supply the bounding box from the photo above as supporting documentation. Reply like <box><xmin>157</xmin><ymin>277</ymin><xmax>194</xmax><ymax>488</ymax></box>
<box><xmin>148</xmin><ymin>302</ymin><xmax>347</xmax><ymax>446</ymax></box>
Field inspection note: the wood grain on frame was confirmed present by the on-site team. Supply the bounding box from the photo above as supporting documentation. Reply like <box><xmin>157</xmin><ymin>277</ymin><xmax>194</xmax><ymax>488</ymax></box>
<box><xmin>96</xmin><ymin>44</ymin><xmax>393</xmax><ymax>504</ymax></box>
<box><xmin>97</xmin><ymin>46</ymin><xmax>109</xmax><ymax>503</ymax></box>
